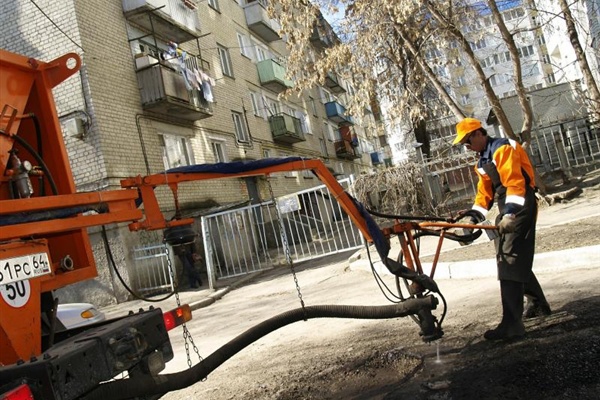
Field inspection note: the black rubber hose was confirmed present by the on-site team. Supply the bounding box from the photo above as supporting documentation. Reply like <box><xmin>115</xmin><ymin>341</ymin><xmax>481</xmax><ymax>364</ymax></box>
<box><xmin>83</xmin><ymin>297</ymin><xmax>437</xmax><ymax>400</ymax></box>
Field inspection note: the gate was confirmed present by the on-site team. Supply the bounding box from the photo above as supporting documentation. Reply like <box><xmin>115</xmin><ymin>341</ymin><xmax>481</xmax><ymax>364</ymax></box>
<box><xmin>132</xmin><ymin>231</ymin><xmax>175</xmax><ymax>295</ymax></box>
<box><xmin>201</xmin><ymin>178</ymin><xmax>364</xmax><ymax>288</ymax></box>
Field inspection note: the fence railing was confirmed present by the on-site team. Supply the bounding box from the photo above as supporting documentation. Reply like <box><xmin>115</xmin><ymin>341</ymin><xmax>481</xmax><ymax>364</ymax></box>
<box><xmin>201</xmin><ymin>178</ymin><xmax>364</xmax><ymax>289</ymax></box>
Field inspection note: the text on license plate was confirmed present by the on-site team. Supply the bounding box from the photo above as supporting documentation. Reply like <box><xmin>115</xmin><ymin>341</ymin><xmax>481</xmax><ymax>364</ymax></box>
<box><xmin>0</xmin><ymin>253</ymin><xmax>51</xmax><ymax>286</ymax></box>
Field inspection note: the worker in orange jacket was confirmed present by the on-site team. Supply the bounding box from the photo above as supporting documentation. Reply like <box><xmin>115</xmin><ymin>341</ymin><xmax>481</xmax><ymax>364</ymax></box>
<box><xmin>454</xmin><ymin>118</ymin><xmax>551</xmax><ymax>341</ymax></box>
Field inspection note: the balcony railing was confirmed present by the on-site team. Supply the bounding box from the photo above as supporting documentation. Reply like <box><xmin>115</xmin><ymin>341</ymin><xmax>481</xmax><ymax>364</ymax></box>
<box><xmin>334</xmin><ymin>139</ymin><xmax>361</xmax><ymax>160</ymax></box>
<box><xmin>325</xmin><ymin>72</ymin><xmax>345</xmax><ymax>94</ymax></box>
<box><xmin>257</xmin><ymin>59</ymin><xmax>294</xmax><ymax>93</ymax></box>
<box><xmin>269</xmin><ymin>113</ymin><xmax>305</xmax><ymax>144</ymax></box>
<box><xmin>244</xmin><ymin>0</ymin><xmax>281</xmax><ymax>42</ymax></box>
<box><xmin>325</xmin><ymin>101</ymin><xmax>355</xmax><ymax>126</ymax></box>
<box><xmin>123</xmin><ymin>0</ymin><xmax>201</xmax><ymax>43</ymax></box>
<box><xmin>136</xmin><ymin>58</ymin><xmax>213</xmax><ymax>121</ymax></box>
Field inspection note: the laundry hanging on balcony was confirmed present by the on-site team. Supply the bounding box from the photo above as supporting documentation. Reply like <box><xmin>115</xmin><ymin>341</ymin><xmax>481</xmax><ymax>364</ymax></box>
<box><xmin>163</xmin><ymin>41</ymin><xmax>215</xmax><ymax>104</ymax></box>
<box><xmin>194</xmin><ymin>68</ymin><xmax>215</xmax><ymax>103</ymax></box>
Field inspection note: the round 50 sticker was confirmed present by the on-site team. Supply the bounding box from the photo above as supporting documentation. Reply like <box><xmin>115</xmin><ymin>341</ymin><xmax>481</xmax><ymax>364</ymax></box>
<box><xmin>1</xmin><ymin>280</ymin><xmax>31</xmax><ymax>308</ymax></box>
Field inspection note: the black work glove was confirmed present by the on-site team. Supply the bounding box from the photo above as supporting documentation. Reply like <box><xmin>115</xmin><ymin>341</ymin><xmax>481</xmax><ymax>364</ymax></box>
<box><xmin>456</xmin><ymin>210</ymin><xmax>484</xmax><ymax>245</ymax></box>
<box><xmin>498</xmin><ymin>213</ymin><xmax>517</xmax><ymax>234</ymax></box>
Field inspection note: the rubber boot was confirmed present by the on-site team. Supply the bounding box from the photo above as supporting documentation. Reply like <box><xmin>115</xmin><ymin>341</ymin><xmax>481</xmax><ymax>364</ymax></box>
<box><xmin>523</xmin><ymin>273</ymin><xmax>551</xmax><ymax>319</ymax></box>
<box><xmin>484</xmin><ymin>280</ymin><xmax>526</xmax><ymax>341</ymax></box>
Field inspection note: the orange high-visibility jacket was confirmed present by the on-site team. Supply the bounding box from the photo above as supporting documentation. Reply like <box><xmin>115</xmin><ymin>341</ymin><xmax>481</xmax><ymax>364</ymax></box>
<box><xmin>472</xmin><ymin>137</ymin><xmax>536</xmax><ymax>216</ymax></box>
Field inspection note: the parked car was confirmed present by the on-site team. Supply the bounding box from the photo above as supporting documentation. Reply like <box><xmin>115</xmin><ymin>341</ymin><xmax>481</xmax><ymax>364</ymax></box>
<box><xmin>56</xmin><ymin>303</ymin><xmax>105</xmax><ymax>329</ymax></box>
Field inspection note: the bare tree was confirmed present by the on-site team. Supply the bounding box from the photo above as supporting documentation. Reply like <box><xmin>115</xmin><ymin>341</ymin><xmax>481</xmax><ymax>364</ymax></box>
<box><xmin>487</xmin><ymin>0</ymin><xmax>535</xmax><ymax>143</ymax></box>
<box><xmin>557</xmin><ymin>0</ymin><xmax>600</xmax><ymax>121</ymax></box>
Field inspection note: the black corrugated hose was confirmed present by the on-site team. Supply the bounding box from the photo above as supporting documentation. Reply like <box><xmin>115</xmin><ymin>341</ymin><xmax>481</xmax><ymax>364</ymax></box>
<box><xmin>83</xmin><ymin>297</ymin><xmax>437</xmax><ymax>400</ymax></box>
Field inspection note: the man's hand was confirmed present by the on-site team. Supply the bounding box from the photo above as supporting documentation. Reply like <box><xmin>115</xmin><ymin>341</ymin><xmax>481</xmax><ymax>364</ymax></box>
<box><xmin>498</xmin><ymin>213</ymin><xmax>517</xmax><ymax>234</ymax></box>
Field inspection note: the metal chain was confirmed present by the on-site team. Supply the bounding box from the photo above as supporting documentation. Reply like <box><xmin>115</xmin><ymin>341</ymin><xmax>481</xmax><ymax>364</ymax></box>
<box><xmin>165</xmin><ymin>245</ymin><xmax>203</xmax><ymax>368</ymax></box>
<box><xmin>267</xmin><ymin>179</ymin><xmax>306</xmax><ymax>318</ymax></box>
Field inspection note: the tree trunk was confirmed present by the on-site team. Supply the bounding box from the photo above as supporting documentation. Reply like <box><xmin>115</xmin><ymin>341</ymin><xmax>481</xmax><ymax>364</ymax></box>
<box><xmin>559</xmin><ymin>0</ymin><xmax>600</xmax><ymax>121</ymax></box>
<box><xmin>487</xmin><ymin>0</ymin><xmax>534</xmax><ymax>143</ymax></box>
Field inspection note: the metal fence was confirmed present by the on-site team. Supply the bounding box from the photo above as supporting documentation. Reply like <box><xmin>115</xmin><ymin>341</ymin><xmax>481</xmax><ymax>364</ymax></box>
<box><xmin>420</xmin><ymin>117</ymin><xmax>600</xmax><ymax>210</ymax></box>
<box><xmin>201</xmin><ymin>178</ymin><xmax>364</xmax><ymax>289</ymax></box>
<box><xmin>530</xmin><ymin>118</ymin><xmax>600</xmax><ymax>174</ymax></box>
<box><xmin>132</xmin><ymin>242</ymin><xmax>174</xmax><ymax>295</ymax></box>
<box><xmin>419</xmin><ymin>152</ymin><xmax>479</xmax><ymax>210</ymax></box>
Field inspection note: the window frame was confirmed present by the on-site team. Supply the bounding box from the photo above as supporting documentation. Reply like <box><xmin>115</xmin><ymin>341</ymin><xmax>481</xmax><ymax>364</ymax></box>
<box><xmin>237</xmin><ymin>32</ymin><xmax>253</xmax><ymax>59</ymax></box>
<box><xmin>249</xmin><ymin>91</ymin><xmax>261</xmax><ymax>117</ymax></box>
<box><xmin>207</xmin><ymin>0</ymin><xmax>220</xmax><ymax>11</ymax></box>
<box><xmin>232</xmin><ymin>111</ymin><xmax>250</xmax><ymax>143</ymax></box>
<box><xmin>160</xmin><ymin>133</ymin><xmax>195</xmax><ymax>170</ymax></box>
<box><xmin>211</xmin><ymin>139</ymin><xmax>227</xmax><ymax>163</ymax></box>
<box><xmin>218</xmin><ymin>44</ymin><xmax>234</xmax><ymax>77</ymax></box>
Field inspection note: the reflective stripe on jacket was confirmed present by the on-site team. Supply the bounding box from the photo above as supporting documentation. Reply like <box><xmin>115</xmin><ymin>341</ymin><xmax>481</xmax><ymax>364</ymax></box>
<box><xmin>473</xmin><ymin>137</ymin><xmax>536</xmax><ymax>214</ymax></box>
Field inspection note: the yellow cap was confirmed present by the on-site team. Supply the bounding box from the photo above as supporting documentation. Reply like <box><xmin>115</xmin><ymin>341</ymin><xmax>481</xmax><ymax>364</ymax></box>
<box><xmin>453</xmin><ymin>118</ymin><xmax>482</xmax><ymax>145</ymax></box>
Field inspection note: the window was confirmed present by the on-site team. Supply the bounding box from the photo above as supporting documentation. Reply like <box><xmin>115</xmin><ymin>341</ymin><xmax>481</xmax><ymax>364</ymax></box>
<box><xmin>218</xmin><ymin>44</ymin><xmax>233</xmax><ymax>77</ymax></box>
<box><xmin>263</xmin><ymin>149</ymin><xmax>272</xmax><ymax>159</ymax></box>
<box><xmin>161</xmin><ymin>134</ymin><xmax>194</xmax><ymax>169</ymax></box>
<box><xmin>280</xmin><ymin>153</ymin><xmax>297</xmax><ymax>177</ymax></box>
<box><xmin>296</xmin><ymin>111</ymin><xmax>311</xmax><ymax>134</ymax></box>
<box><xmin>232</xmin><ymin>111</ymin><xmax>250</xmax><ymax>143</ymax></box>
<box><xmin>207</xmin><ymin>0</ymin><xmax>219</xmax><ymax>11</ymax></box>
<box><xmin>547</xmin><ymin>73</ymin><xmax>556</xmax><ymax>84</ymax></box>
<box><xmin>309</xmin><ymin>96</ymin><xmax>318</xmax><ymax>116</ymax></box>
<box><xmin>264</xmin><ymin>96</ymin><xmax>279</xmax><ymax>117</ymax></box>
<box><xmin>542</xmin><ymin>54</ymin><xmax>551</xmax><ymax>64</ymax></box>
<box><xmin>211</xmin><ymin>140</ymin><xmax>227</xmax><ymax>162</ymax></box>
<box><xmin>457</xmin><ymin>75</ymin><xmax>466</xmax><ymax>86</ymax></box>
<box><xmin>254</xmin><ymin>43</ymin><xmax>268</xmax><ymax>62</ymax></box>
<box><xmin>471</xmin><ymin>38</ymin><xmax>486</xmax><ymax>50</ymax></box>
<box><xmin>537</xmin><ymin>35</ymin><xmax>546</xmax><ymax>45</ymax></box>
<box><xmin>323</xmin><ymin>122</ymin><xmax>336</xmax><ymax>141</ymax></box>
<box><xmin>250</xmin><ymin>92</ymin><xmax>261</xmax><ymax>116</ymax></box>
<box><xmin>519</xmin><ymin>45</ymin><xmax>535</xmax><ymax>58</ymax></box>
<box><xmin>460</xmin><ymin>94</ymin><xmax>470</xmax><ymax>105</ymax></box>
<box><xmin>319</xmin><ymin>87</ymin><xmax>332</xmax><ymax>103</ymax></box>
<box><xmin>319</xmin><ymin>138</ymin><xmax>328</xmax><ymax>156</ymax></box>
<box><xmin>237</xmin><ymin>33</ymin><xmax>253</xmax><ymax>59</ymax></box>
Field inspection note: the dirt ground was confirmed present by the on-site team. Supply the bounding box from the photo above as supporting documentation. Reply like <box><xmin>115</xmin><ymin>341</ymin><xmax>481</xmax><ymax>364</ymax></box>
<box><xmin>161</xmin><ymin>177</ymin><xmax>600</xmax><ymax>400</ymax></box>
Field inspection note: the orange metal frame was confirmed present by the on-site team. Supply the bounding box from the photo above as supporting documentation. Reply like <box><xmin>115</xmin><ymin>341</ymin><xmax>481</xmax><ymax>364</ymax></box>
<box><xmin>120</xmin><ymin>158</ymin><xmax>374</xmax><ymax>242</ymax></box>
<box><xmin>0</xmin><ymin>50</ymin><xmax>143</xmax><ymax>364</ymax></box>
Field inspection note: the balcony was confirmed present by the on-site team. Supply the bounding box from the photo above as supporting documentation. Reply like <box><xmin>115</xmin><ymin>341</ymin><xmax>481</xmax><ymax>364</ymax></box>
<box><xmin>334</xmin><ymin>139</ymin><xmax>361</xmax><ymax>160</ymax></box>
<box><xmin>257</xmin><ymin>59</ymin><xmax>294</xmax><ymax>93</ymax></box>
<box><xmin>244</xmin><ymin>0</ymin><xmax>281</xmax><ymax>42</ymax></box>
<box><xmin>325</xmin><ymin>72</ymin><xmax>345</xmax><ymax>94</ymax></box>
<box><xmin>269</xmin><ymin>113</ymin><xmax>305</xmax><ymax>144</ymax></box>
<box><xmin>310</xmin><ymin>15</ymin><xmax>336</xmax><ymax>50</ymax></box>
<box><xmin>136</xmin><ymin>62</ymin><xmax>213</xmax><ymax>121</ymax></box>
<box><xmin>370</xmin><ymin>151</ymin><xmax>384</xmax><ymax>165</ymax></box>
<box><xmin>123</xmin><ymin>0</ymin><xmax>201</xmax><ymax>43</ymax></box>
<box><xmin>325</xmin><ymin>101</ymin><xmax>354</xmax><ymax>126</ymax></box>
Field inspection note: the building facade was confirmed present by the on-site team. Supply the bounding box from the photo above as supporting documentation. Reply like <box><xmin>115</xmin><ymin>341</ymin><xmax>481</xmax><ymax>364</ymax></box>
<box><xmin>396</xmin><ymin>0</ymin><xmax>600</xmax><ymax>158</ymax></box>
<box><xmin>0</xmin><ymin>0</ymin><xmax>381</xmax><ymax>304</ymax></box>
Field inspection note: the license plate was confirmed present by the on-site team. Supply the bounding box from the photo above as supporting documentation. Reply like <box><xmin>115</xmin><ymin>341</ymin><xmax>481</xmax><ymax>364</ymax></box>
<box><xmin>0</xmin><ymin>252</ymin><xmax>51</xmax><ymax>286</ymax></box>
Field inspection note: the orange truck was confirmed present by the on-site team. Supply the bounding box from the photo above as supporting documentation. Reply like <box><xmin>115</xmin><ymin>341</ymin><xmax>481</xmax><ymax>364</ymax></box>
<box><xmin>1</xmin><ymin>50</ymin><xmax>479</xmax><ymax>399</ymax></box>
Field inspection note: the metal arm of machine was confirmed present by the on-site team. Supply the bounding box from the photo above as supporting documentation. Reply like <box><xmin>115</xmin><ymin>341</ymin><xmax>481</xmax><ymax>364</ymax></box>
<box><xmin>120</xmin><ymin>158</ymin><xmax>373</xmax><ymax>243</ymax></box>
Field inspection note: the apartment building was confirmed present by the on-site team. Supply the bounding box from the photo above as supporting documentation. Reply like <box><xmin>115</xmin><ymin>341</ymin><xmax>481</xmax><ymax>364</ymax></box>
<box><xmin>405</xmin><ymin>0</ymin><xmax>599</xmax><ymax>157</ymax></box>
<box><xmin>0</xmin><ymin>0</ymin><xmax>382</xmax><ymax>304</ymax></box>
